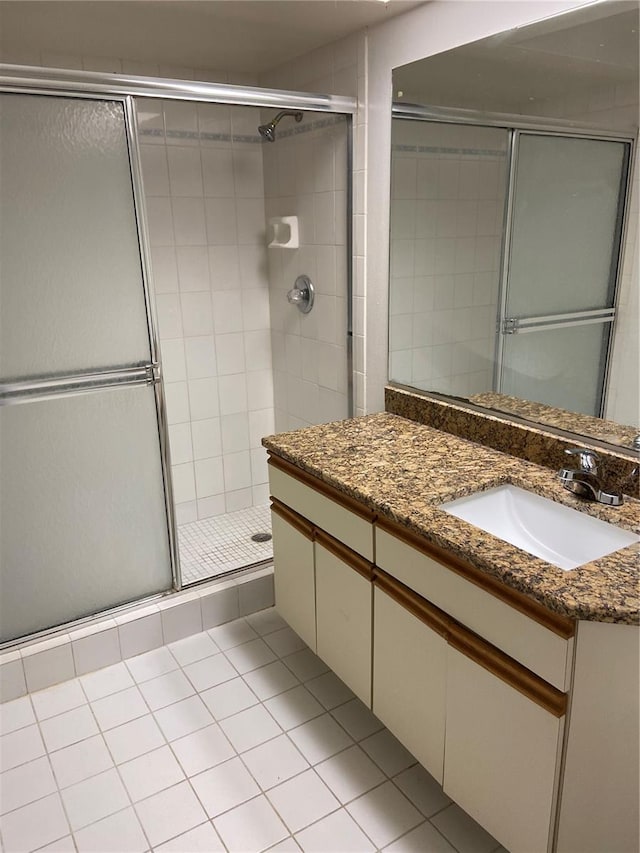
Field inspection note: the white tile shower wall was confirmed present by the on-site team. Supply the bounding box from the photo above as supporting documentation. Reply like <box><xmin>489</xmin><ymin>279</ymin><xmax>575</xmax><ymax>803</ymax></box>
<box><xmin>260</xmin><ymin>32</ymin><xmax>367</xmax><ymax>417</ymax></box>
<box><xmin>262</xmin><ymin>113</ymin><xmax>351</xmax><ymax>432</ymax></box>
<box><xmin>388</xmin><ymin>121</ymin><xmax>508</xmax><ymax>398</ymax></box>
<box><xmin>138</xmin><ymin>99</ymin><xmax>276</xmax><ymax>523</ymax></box>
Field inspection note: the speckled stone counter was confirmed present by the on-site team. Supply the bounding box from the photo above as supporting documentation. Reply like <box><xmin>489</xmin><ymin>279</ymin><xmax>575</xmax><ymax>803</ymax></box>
<box><xmin>263</xmin><ymin>413</ymin><xmax>640</xmax><ymax>625</ymax></box>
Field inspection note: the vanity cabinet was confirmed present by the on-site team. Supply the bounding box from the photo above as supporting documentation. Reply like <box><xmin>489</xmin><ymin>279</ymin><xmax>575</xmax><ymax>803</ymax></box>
<box><xmin>268</xmin><ymin>452</ymin><xmax>638</xmax><ymax>853</ymax></box>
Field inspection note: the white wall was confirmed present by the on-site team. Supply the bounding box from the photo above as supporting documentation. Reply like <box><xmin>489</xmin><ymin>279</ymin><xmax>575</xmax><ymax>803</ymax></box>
<box><xmin>365</xmin><ymin>0</ymin><xmax>599</xmax><ymax>413</ymax></box>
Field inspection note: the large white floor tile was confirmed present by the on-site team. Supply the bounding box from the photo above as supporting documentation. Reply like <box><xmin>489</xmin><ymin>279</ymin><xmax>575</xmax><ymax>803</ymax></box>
<box><xmin>119</xmin><ymin>745</ymin><xmax>185</xmax><ymax>802</ymax></box>
<box><xmin>49</xmin><ymin>734</ymin><xmax>114</xmax><ymax>789</ymax></box>
<box><xmin>245</xmin><ymin>608</ymin><xmax>288</xmax><ymax>637</ymax></box>
<box><xmin>200</xmin><ymin>676</ymin><xmax>259</xmax><ymax>720</ymax></box>
<box><xmin>315</xmin><ymin>745</ymin><xmax>386</xmax><ymax>805</ymax></box>
<box><xmin>60</xmin><ymin>768</ymin><xmax>130</xmax><ymax>831</ymax></box>
<box><xmin>0</xmin><ymin>724</ymin><xmax>45</xmax><ymax>772</ymax></box>
<box><xmin>294</xmin><ymin>808</ymin><xmax>376</xmax><ymax>853</ymax></box>
<box><xmin>0</xmin><ymin>756</ymin><xmax>57</xmax><ymax>815</ymax></box>
<box><xmin>138</xmin><ymin>669</ymin><xmax>194</xmax><ymax>711</ymax></box>
<box><xmin>262</xmin><ymin>627</ymin><xmax>306</xmax><ymax>658</ymax></box>
<box><xmin>90</xmin><ymin>686</ymin><xmax>148</xmax><ymax>731</ymax></box>
<box><xmin>39</xmin><ymin>706</ymin><xmax>99</xmax><ymax>753</ymax></box>
<box><xmin>393</xmin><ymin>765</ymin><xmax>451</xmax><ymax>818</ymax></box>
<box><xmin>0</xmin><ymin>697</ymin><xmax>36</xmax><ymax>736</ymax></box>
<box><xmin>267</xmin><ymin>768</ymin><xmax>339</xmax><ymax>834</ymax></box>
<box><xmin>360</xmin><ymin>729</ymin><xmax>417</xmax><ymax>777</ymax></box>
<box><xmin>224</xmin><ymin>639</ymin><xmax>277</xmax><ymax>674</ymax></box>
<box><xmin>208</xmin><ymin>620</ymin><xmax>258</xmax><ymax>650</ymax></box>
<box><xmin>243</xmin><ymin>661</ymin><xmax>299</xmax><ymax>701</ymax></box>
<box><xmin>219</xmin><ymin>704</ymin><xmax>281</xmax><ymax>753</ymax></box>
<box><xmin>125</xmin><ymin>648</ymin><xmax>178</xmax><ymax>684</ymax></box>
<box><xmin>73</xmin><ymin>807</ymin><xmax>148</xmax><ymax>853</ymax></box>
<box><xmin>169</xmin><ymin>632</ymin><xmax>219</xmax><ymax>666</ymax></box>
<box><xmin>31</xmin><ymin>680</ymin><xmax>86</xmax><ymax>722</ymax></box>
<box><xmin>153</xmin><ymin>694</ymin><xmax>213</xmax><ymax>741</ymax></box>
<box><xmin>241</xmin><ymin>734</ymin><xmax>309</xmax><ymax>790</ymax></box>
<box><xmin>102</xmin><ymin>714</ymin><xmax>165</xmax><ymax>765</ymax></box>
<box><xmin>430</xmin><ymin>803</ymin><xmax>500</xmax><ymax>853</ymax></box>
<box><xmin>383</xmin><ymin>821</ymin><xmax>457</xmax><ymax>853</ymax></box>
<box><xmin>346</xmin><ymin>782</ymin><xmax>423</xmax><ymax>849</ymax></box>
<box><xmin>331</xmin><ymin>698</ymin><xmax>384</xmax><ymax>742</ymax></box>
<box><xmin>36</xmin><ymin>834</ymin><xmax>75</xmax><ymax>851</ymax></box>
<box><xmin>288</xmin><ymin>714</ymin><xmax>353</xmax><ymax>766</ymax></box>
<box><xmin>264</xmin><ymin>686</ymin><xmax>324</xmax><ymax>731</ymax></box>
<box><xmin>182</xmin><ymin>653</ymin><xmax>237</xmax><ymax>692</ymax></box>
<box><xmin>282</xmin><ymin>650</ymin><xmax>329</xmax><ymax>683</ymax></box>
<box><xmin>170</xmin><ymin>723</ymin><xmax>235</xmax><ymax>777</ymax></box>
<box><xmin>134</xmin><ymin>781</ymin><xmax>207</xmax><ymax>848</ymax></box>
<box><xmin>155</xmin><ymin>821</ymin><xmax>225</xmax><ymax>852</ymax></box>
<box><xmin>213</xmin><ymin>794</ymin><xmax>288</xmax><ymax>853</ymax></box>
<box><xmin>305</xmin><ymin>671</ymin><xmax>355</xmax><ymax>710</ymax></box>
<box><xmin>80</xmin><ymin>663</ymin><xmax>134</xmax><ymax>702</ymax></box>
<box><xmin>0</xmin><ymin>792</ymin><xmax>69</xmax><ymax>853</ymax></box>
<box><xmin>190</xmin><ymin>756</ymin><xmax>259</xmax><ymax>818</ymax></box>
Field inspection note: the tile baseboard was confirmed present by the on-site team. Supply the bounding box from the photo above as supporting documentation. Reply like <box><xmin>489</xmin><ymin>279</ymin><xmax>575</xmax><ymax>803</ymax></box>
<box><xmin>0</xmin><ymin>567</ymin><xmax>274</xmax><ymax>701</ymax></box>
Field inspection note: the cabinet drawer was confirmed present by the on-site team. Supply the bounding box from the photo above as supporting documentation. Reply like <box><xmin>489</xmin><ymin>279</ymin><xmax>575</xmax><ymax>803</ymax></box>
<box><xmin>445</xmin><ymin>644</ymin><xmax>564</xmax><ymax>853</ymax></box>
<box><xmin>269</xmin><ymin>458</ymin><xmax>374</xmax><ymax>560</ymax></box>
<box><xmin>376</xmin><ymin>525</ymin><xmax>574</xmax><ymax>691</ymax></box>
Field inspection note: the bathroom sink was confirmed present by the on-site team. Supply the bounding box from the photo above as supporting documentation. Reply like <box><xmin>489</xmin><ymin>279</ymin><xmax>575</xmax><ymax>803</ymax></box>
<box><xmin>440</xmin><ymin>484</ymin><xmax>638</xmax><ymax>570</ymax></box>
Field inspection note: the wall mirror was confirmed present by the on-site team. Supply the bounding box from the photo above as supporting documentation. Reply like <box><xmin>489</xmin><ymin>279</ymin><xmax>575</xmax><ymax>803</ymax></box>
<box><xmin>388</xmin><ymin>0</ymin><xmax>639</xmax><ymax>451</ymax></box>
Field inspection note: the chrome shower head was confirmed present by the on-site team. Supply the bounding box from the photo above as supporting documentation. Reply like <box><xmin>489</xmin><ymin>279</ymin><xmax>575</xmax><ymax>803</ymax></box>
<box><xmin>258</xmin><ymin>110</ymin><xmax>303</xmax><ymax>142</ymax></box>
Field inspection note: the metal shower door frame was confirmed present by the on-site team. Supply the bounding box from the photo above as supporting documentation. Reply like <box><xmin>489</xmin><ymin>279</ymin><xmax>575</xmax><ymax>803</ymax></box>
<box><xmin>1</xmin><ymin>64</ymin><xmax>357</xmax><ymax>602</ymax></box>
<box><xmin>494</xmin><ymin>127</ymin><xmax>635</xmax><ymax>417</ymax></box>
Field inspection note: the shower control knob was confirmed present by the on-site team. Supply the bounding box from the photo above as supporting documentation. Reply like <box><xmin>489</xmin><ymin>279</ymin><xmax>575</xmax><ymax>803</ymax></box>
<box><xmin>287</xmin><ymin>274</ymin><xmax>315</xmax><ymax>314</ymax></box>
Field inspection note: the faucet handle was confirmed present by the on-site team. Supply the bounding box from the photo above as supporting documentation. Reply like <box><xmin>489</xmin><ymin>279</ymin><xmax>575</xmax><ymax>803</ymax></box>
<box><xmin>564</xmin><ymin>447</ymin><xmax>599</xmax><ymax>474</ymax></box>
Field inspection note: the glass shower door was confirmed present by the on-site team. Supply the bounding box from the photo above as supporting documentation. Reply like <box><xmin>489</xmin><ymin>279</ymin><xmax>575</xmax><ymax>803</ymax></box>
<box><xmin>498</xmin><ymin>132</ymin><xmax>630</xmax><ymax>416</ymax></box>
<box><xmin>0</xmin><ymin>92</ymin><xmax>174</xmax><ymax>642</ymax></box>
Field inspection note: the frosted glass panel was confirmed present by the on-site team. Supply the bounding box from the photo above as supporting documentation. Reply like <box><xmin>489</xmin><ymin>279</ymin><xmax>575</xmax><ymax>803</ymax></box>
<box><xmin>0</xmin><ymin>93</ymin><xmax>151</xmax><ymax>381</ymax></box>
<box><xmin>0</xmin><ymin>386</ymin><xmax>172</xmax><ymax>641</ymax></box>
<box><xmin>501</xmin><ymin>324</ymin><xmax>609</xmax><ymax>417</ymax></box>
<box><xmin>506</xmin><ymin>135</ymin><xmax>627</xmax><ymax>317</ymax></box>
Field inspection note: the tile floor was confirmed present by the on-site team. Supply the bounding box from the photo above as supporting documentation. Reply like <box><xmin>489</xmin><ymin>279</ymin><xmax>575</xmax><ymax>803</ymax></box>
<box><xmin>0</xmin><ymin>608</ymin><xmax>506</xmax><ymax>853</ymax></box>
<box><xmin>178</xmin><ymin>506</ymin><xmax>273</xmax><ymax>585</ymax></box>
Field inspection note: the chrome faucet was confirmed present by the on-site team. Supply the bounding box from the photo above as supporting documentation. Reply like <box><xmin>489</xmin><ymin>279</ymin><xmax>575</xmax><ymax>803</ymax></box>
<box><xmin>558</xmin><ymin>448</ymin><xmax>624</xmax><ymax>506</ymax></box>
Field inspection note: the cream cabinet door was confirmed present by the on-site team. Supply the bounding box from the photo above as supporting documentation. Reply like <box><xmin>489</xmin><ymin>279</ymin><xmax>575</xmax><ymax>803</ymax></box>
<box><xmin>444</xmin><ymin>645</ymin><xmax>564</xmax><ymax>853</ymax></box>
<box><xmin>373</xmin><ymin>583</ymin><xmax>447</xmax><ymax>783</ymax></box>
<box><xmin>315</xmin><ymin>534</ymin><xmax>372</xmax><ymax>706</ymax></box>
<box><xmin>271</xmin><ymin>508</ymin><xmax>316</xmax><ymax>652</ymax></box>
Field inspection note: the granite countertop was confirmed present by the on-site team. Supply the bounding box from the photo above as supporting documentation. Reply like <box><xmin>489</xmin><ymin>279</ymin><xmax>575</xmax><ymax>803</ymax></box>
<box><xmin>263</xmin><ymin>413</ymin><xmax>640</xmax><ymax>625</ymax></box>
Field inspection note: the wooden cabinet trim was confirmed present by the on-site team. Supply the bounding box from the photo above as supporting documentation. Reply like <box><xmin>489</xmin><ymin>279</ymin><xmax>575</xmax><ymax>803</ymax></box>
<box><xmin>376</xmin><ymin>515</ymin><xmax>575</xmax><ymax>640</ymax></box>
<box><xmin>448</xmin><ymin>622</ymin><xmax>567</xmax><ymax>718</ymax></box>
<box><xmin>316</xmin><ymin>528</ymin><xmax>374</xmax><ymax>580</ymax></box>
<box><xmin>268</xmin><ymin>454</ymin><xmax>376</xmax><ymax>522</ymax></box>
<box><xmin>271</xmin><ymin>498</ymin><xmax>314</xmax><ymax>541</ymax></box>
<box><xmin>374</xmin><ymin>569</ymin><xmax>450</xmax><ymax>638</ymax></box>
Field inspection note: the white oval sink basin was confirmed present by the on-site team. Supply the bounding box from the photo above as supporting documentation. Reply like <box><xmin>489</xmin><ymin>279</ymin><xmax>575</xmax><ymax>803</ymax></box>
<box><xmin>440</xmin><ymin>485</ymin><xmax>638</xmax><ymax>570</ymax></box>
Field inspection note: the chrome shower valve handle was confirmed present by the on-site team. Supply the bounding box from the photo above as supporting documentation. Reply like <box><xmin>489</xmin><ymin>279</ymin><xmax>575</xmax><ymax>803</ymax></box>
<box><xmin>287</xmin><ymin>274</ymin><xmax>315</xmax><ymax>314</ymax></box>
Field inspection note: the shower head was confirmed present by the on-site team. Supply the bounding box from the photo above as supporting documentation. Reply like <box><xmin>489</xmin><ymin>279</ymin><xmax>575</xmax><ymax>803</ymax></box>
<box><xmin>258</xmin><ymin>110</ymin><xmax>303</xmax><ymax>142</ymax></box>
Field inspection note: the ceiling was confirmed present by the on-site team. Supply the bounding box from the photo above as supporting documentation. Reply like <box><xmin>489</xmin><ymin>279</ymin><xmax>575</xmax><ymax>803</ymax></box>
<box><xmin>394</xmin><ymin>1</ymin><xmax>639</xmax><ymax>115</ymax></box>
<box><xmin>0</xmin><ymin>0</ymin><xmax>422</xmax><ymax>74</ymax></box>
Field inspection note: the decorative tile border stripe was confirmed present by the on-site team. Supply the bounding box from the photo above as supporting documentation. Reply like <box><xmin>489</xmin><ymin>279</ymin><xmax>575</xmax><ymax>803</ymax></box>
<box><xmin>139</xmin><ymin>114</ymin><xmax>346</xmax><ymax>144</ymax></box>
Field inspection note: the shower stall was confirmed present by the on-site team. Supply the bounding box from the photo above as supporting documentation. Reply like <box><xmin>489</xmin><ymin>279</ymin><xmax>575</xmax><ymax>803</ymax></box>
<box><xmin>0</xmin><ymin>66</ymin><xmax>354</xmax><ymax>645</ymax></box>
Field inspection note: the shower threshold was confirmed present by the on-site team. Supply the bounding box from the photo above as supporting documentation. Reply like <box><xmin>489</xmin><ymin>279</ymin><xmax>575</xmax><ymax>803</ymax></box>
<box><xmin>178</xmin><ymin>503</ymin><xmax>273</xmax><ymax>585</ymax></box>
